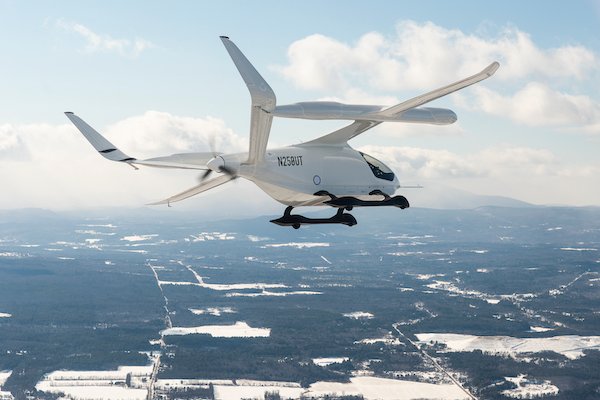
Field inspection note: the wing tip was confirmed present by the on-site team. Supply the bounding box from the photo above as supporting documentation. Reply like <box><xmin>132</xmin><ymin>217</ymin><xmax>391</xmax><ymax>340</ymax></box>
<box><xmin>219</xmin><ymin>35</ymin><xmax>230</xmax><ymax>40</ymax></box>
<box><xmin>485</xmin><ymin>61</ymin><xmax>500</xmax><ymax>77</ymax></box>
<box><xmin>64</xmin><ymin>111</ymin><xmax>74</xmax><ymax>115</ymax></box>
<box><xmin>146</xmin><ymin>200</ymin><xmax>167</xmax><ymax>206</ymax></box>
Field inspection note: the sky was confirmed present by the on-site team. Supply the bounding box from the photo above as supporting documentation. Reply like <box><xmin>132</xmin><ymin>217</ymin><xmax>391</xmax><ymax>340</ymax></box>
<box><xmin>1</xmin><ymin>0</ymin><xmax>599</xmax><ymax>216</ymax></box>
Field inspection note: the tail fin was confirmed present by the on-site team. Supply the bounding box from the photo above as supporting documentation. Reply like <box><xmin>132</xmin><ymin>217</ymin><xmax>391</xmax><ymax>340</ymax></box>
<box><xmin>220</xmin><ymin>36</ymin><xmax>275</xmax><ymax>164</ymax></box>
<box><xmin>65</xmin><ymin>112</ymin><xmax>135</xmax><ymax>162</ymax></box>
<box><xmin>220</xmin><ymin>36</ymin><xmax>276</xmax><ymax>111</ymax></box>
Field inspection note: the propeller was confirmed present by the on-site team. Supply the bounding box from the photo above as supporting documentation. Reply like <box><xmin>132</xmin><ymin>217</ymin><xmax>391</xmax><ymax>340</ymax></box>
<box><xmin>197</xmin><ymin>136</ymin><xmax>237</xmax><ymax>182</ymax></box>
<box><xmin>198</xmin><ymin>161</ymin><xmax>237</xmax><ymax>182</ymax></box>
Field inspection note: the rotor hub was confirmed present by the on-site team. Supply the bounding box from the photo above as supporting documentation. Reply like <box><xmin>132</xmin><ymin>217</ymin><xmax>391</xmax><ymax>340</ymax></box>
<box><xmin>207</xmin><ymin>156</ymin><xmax>225</xmax><ymax>173</ymax></box>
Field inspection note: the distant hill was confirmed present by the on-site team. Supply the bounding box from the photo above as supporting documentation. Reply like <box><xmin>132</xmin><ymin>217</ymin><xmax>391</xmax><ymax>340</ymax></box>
<box><xmin>2</xmin><ymin>201</ymin><xmax>600</xmax><ymax>246</ymax></box>
<box><xmin>404</xmin><ymin>184</ymin><xmax>534</xmax><ymax>209</ymax></box>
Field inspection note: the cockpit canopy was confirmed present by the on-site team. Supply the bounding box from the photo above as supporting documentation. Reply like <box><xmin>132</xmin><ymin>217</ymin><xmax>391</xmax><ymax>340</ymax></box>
<box><xmin>359</xmin><ymin>152</ymin><xmax>395</xmax><ymax>181</ymax></box>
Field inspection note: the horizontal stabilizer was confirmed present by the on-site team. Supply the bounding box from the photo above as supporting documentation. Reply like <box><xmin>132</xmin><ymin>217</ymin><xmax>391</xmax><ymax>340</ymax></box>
<box><xmin>148</xmin><ymin>174</ymin><xmax>234</xmax><ymax>205</ymax></box>
<box><xmin>66</xmin><ymin>112</ymin><xmax>214</xmax><ymax>170</ymax></box>
<box><xmin>65</xmin><ymin>112</ymin><xmax>133</xmax><ymax>162</ymax></box>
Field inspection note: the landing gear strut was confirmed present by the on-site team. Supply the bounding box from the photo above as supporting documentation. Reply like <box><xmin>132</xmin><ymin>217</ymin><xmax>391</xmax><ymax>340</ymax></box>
<box><xmin>316</xmin><ymin>190</ymin><xmax>410</xmax><ymax>209</ymax></box>
<box><xmin>270</xmin><ymin>191</ymin><xmax>410</xmax><ymax>229</ymax></box>
<box><xmin>270</xmin><ymin>206</ymin><xmax>357</xmax><ymax>229</ymax></box>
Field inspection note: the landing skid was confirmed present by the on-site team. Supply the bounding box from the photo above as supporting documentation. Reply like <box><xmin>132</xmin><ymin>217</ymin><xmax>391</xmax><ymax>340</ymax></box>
<box><xmin>270</xmin><ymin>206</ymin><xmax>357</xmax><ymax>229</ymax></box>
<box><xmin>316</xmin><ymin>190</ymin><xmax>410</xmax><ymax>210</ymax></box>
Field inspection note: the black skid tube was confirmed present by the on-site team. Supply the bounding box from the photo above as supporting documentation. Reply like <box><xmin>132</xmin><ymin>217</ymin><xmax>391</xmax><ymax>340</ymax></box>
<box><xmin>270</xmin><ymin>207</ymin><xmax>357</xmax><ymax>229</ymax></box>
<box><xmin>324</xmin><ymin>195</ymin><xmax>409</xmax><ymax>209</ymax></box>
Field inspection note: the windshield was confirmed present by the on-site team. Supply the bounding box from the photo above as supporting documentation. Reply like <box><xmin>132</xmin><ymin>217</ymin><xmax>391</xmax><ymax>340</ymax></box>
<box><xmin>360</xmin><ymin>152</ymin><xmax>395</xmax><ymax>181</ymax></box>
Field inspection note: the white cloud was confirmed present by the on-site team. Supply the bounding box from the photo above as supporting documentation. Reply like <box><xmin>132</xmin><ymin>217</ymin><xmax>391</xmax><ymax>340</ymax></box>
<box><xmin>276</xmin><ymin>22</ymin><xmax>600</xmax><ymax>134</ymax></box>
<box><xmin>358</xmin><ymin>144</ymin><xmax>600</xmax><ymax>206</ymax></box>
<box><xmin>104</xmin><ymin>111</ymin><xmax>246</xmax><ymax>158</ymax></box>
<box><xmin>358</xmin><ymin>145</ymin><xmax>480</xmax><ymax>179</ymax></box>
<box><xmin>0</xmin><ymin>124</ymin><xmax>30</xmax><ymax>160</ymax></box>
<box><xmin>56</xmin><ymin>20</ymin><xmax>155</xmax><ymax>57</ymax></box>
<box><xmin>277</xmin><ymin>21</ymin><xmax>598</xmax><ymax>93</ymax></box>
<box><xmin>0</xmin><ymin>112</ymin><xmax>265</xmax><ymax>212</ymax></box>
<box><xmin>469</xmin><ymin>83</ymin><xmax>600</xmax><ymax>132</ymax></box>
<box><xmin>358</xmin><ymin>144</ymin><xmax>586</xmax><ymax>181</ymax></box>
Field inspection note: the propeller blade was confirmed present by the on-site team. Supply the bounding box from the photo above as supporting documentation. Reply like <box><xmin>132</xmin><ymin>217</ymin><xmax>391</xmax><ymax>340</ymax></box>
<box><xmin>199</xmin><ymin>169</ymin><xmax>213</xmax><ymax>182</ymax></box>
<box><xmin>219</xmin><ymin>165</ymin><xmax>237</xmax><ymax>177</ymax></box>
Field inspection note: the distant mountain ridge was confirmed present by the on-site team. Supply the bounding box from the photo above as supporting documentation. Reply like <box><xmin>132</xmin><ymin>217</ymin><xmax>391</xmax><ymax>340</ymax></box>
<box><xmin>405</xmin><ymin>185</ymin><xmax>534</xmax><ymax>209</ymax></box>
<box><xmin>0</xmin><ymin>188</ymin><xmax>535</xmax><ymax>223</ymax></box>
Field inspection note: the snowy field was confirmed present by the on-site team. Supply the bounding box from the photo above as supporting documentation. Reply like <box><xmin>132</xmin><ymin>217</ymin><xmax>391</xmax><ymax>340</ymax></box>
<box><xmin>180</xmin><ymin>263</ymin><xmax>288</xmax><ymax>291</ymax></box>
<box><xmin>305</xmin><ymin>377</ymin><xmax>470</xmax><ymax>400</ymax></box>
<box><xmin>161</xmin><ymin>377</ymin><xmax>470</xmax><ymax>400</ymax></box>
<box><xmin>159</xmin><ymin>280</ymin><xmax>287</xmax><ymax>291</ymax></box>
<box><xmin>189</xmin><ymin>307</ymin><xmax>236</xmax><ymax>316</ymax></box>
<box><xmin>161</xmin><ymin>321</ymin><xmax>270</xmax><ymax>337</ymax></box>
<box><xmin>355</xmin><ymin>334</ymin><xmax>403</xmax><ymax>346</ymax></box>
<box><xmin>416</xmin><ymin>333</ymin><xmax>600</xmax><ymax>359</ymax></box>
<box><xmin>120</xmin><ymin>234</ymin><xmax>158</xmax><ymax>242</ymax></box>
<box><xmin>0</xmin><ymin>371</ymin><xmax>10</xmax><ymax>386</ymax></box>
<box><xmin>35</xmin><ymin>370</ymin><xmax>474</xmax><ymax>400</ymax></box>
<box><xmin>186</xmin><ymin>232</ymin><xmax>235</xmax><ymax>241</ymax></box>
<box><xmin>35</xmin><ymin>365</ymin><xmax>154</xmax><ymax>400</ymax></box>
<box><xmin>343</xmin><ymin>311</ymin><xmax>374</xmax><ymax>319</ymax></box>
<box><xmin>263</xmin><ymin>242</ymin><xmax>330</xmax><ymax>249</ymax></box>
<box><xmin>0</xmin><ymin>369</ymin><xmax>11</xmax><ymax>398</ymax></box>
<box><xmin>34</xmin><ymin>385</ymin><xmax>148</xmax><ymax>400</ymax></box>
<box><xmin>312</xmin><ymin>357</ymin><xmax>349</xmax><ymax>366</ymax></box>
<box><xmin>502</xmin><ymin>375</ymin><xmax>559</xmax><ymax>398</ymax></box>
<box><xmin>225</xmin><ymin>289</ymin><xmax>321</xmax><ymax>297</ymax></box>
<box><xmin>214</xmin><ymin>382</ymin><xmax>304</xmax><ymax>400</ymax></box>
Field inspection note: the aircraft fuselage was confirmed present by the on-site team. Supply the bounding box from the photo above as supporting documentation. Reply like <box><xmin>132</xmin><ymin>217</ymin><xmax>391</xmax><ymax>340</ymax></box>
<box><xmin>219</xmin><ymin>144</ymin><xmax>400</xmax><ymax>207</ymax></box>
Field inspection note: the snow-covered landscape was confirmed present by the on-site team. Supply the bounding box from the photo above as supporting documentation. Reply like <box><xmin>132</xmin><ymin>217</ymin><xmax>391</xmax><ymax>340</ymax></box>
<box><xmin>161</xmin><ymin>321</ymin><xmax>271</xmax><ymax>338</ymax></box>
<box><xmin>35</xmin><ymin>371</ymin><xmax>475</xmax><ymax>400</ymax></box>
<box><xmin>2</xmin><ymin>206</ymin><xmax>600</xmax><ymax>399</ymax></box>
<box><xmin>501</xmin><ymin>375</ymin><xmax>560</xmax><ymax>399</ymax></box>
<box><xmin>35</xmin><ymin>365</ymin><xmax>155</xmax><ymax>400</ymax></box>
<box><xmin>416</xmin><ymin>333</ymin><xmax>600</xmax><ymax>360</ymax></box>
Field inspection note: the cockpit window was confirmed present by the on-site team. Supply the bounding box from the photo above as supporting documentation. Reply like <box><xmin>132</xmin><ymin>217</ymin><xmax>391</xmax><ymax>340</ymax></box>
<box><xmin>360</xmin><ymin>152</ymin><xmax>395</xmax><ymax>181</ymax></box>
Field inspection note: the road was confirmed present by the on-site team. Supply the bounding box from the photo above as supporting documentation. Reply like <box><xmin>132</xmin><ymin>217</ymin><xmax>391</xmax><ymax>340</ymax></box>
<box><xmin>392</xmin><ymin>323</ymin><xmax>478</xmax><ymax>400</ymax></box>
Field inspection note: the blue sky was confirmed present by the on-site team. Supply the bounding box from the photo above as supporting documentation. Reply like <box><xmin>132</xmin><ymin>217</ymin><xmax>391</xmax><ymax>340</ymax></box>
<box><xmin>1</xmin><ymin>1</ymin><xmax>599</xmax><ymax>213</ymax></box>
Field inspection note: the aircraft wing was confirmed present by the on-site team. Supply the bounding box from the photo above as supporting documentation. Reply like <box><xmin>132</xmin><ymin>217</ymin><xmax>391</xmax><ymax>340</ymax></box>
<box><xmin>220</xmin><ymin>36</ymin><xmax>275</xmax><ymax>164</ymax></box>
<box><xmin>65</xmin><ymin>112</ymin><xmax>214</xmax><ymax>170</ymax></box>
<box><xmin>301</xmin><ymin>121</ymin><xmax>381</xmax><ymax>146</ymax></box>
<box><xmin>273</xmin><ymin>103</ymin><xmax>457</xmax><ymax>125</ymax></box>
<box><xmin>303</xmin><ymin>61</ymin><xmax>499</xmax><ymax>146</ymax></box>
<box><xmin>377</xmin><ymin>61</ymin><xmax>499</xmax><ymax>118</ymax></box>
<box><xmin>147</xmin><ymin>174</ymin><xmax>235</xmax><ymax>205</ymax></box>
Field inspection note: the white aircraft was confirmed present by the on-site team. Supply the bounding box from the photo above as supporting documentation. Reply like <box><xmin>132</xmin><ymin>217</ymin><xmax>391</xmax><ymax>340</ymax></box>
<box><xmin>66</xmin><ymin>36</ymin><xmax>498</xmax><ymax>228</ymax></box>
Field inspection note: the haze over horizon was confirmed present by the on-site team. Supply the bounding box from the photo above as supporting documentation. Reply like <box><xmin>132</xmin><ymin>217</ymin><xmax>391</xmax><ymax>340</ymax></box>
<box><xmin>1</xmin><ymin>1</ymin><xmax>600</xmax><ymax>215</ymax></box>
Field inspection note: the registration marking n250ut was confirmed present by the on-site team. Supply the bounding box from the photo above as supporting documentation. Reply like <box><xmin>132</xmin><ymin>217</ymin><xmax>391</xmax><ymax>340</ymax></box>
<box><xmin>278</xmin><ymin>155</ymin><xmax>303</xmax><ymax>167</ymax></box>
